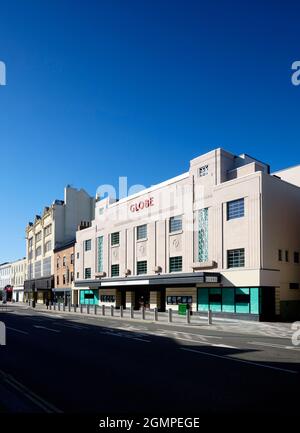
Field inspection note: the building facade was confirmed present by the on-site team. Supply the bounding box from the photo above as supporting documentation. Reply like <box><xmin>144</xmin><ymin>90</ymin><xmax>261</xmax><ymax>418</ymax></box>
<box><xmin>0</xmin><ymin>262</ymin><xmax>11</xmax><ymax>301</ymax></box>
<box><xmin>24</xmin><ymin>186</ymin><xmax>94</xmax><ymax>303</ymax></box>
<box><xmin>53</xmin><ymin>239</ymin><xmax>75</xmax><ymax>304</ymax></box>
<box><xmin>10</xmin><ymin>258</ymin><xmax>27</xmax><ymax>302</ymax></box>
<box><xmin>73</xmin><ymin>148</ymin><xmax>300</xmax><ymax>321</ymax></box>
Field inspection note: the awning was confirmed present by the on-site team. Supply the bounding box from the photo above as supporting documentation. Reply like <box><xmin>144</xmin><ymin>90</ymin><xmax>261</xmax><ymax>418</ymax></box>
<box><xmin>74</xmin><ymin>272</ymin><xmax>221</xmax><ymax>289</ymax></box>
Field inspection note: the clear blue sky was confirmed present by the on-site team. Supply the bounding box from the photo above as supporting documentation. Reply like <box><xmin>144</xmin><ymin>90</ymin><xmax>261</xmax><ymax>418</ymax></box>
<box><xmin>0</xmin><ymin>0</ymin><xmax>299</xmax><ymax>262</ymax></box>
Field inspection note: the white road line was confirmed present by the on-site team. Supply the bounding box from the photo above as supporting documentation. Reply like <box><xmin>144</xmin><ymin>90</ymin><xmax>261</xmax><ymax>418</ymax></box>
<box><xmin>33</xmin><ymin>325</ymin><xmax>61</xmax><ymax>333</ymax></box>
<box><xmin>7</xmin><ymin>327</ymin><xmax>29</xmax><ymax>335</ymax></box>
<box><xmin>157</xmin><ymin>329</ymin><xmax>222</xmax><ymax>339</ymax></box>
<box><xmin>181</xmin><ymin>348</ymin><xmax>298</xmax><ymax>374</ymax></box>
<box><xmin>248</xmin><ymin>341</ymin><xmax>300</xmax><ymax>351</ymax></box>
<box><xmin>0</xmin><ymin>369</ymin><xmax>62</xmax><ymax>413</ymax></box>
<box><xmin>212</xmin><ymin>344</ymin><xmax>237</xmax><ymax>349</ymax></box>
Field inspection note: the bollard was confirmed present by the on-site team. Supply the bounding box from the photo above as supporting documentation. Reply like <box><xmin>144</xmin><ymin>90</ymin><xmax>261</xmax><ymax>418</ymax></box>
<box><xmin>130</xmin><ymin>307</ymin><xmax>134</xmax><ymax>319</ymax></box>
<box><xmin>87</xmin><ymin>304</ymin><xmax>90</xmax><ymax>314</ymax></box>
<box><xmin>186</xmin><ymin>308</ymin><xmax>191</xmax><ymax>324</ymax></box>
<box><xmin>80</xmin><ymin>304</ymin><xmax>83</xmax><ymax>314</ymax></box>
<box><xmin>208</xmin><ymin>309</ymin><xmax>212</xmax><ymax>325</ymax></box>
<box><xmin>154</xmin><ymin>308</ymin><xmax>158</xmax><ymax>321</ymax></box>
<box><xmin>63</xmin><ymin>304</ymin><xmax>65</xmax><ymax>312</ymax></box>
<box><xmin>120</xmin><ymin>306</ymin><xmax>123</xmax><ymax>318</ymax></box>
<box><xmin>68</xmin><ymin>303</ymin><xmax>71</xmax><ymax>312</ymax></box>
<box><xmin>74</xmin><ymin>305</ymin><xmax>77</xmax><ymax>313</ymax></box>
<box><xmin>49</xmin><ymin>304</ymin><xmax>52</xmax><ymax>311</ymax></box>
<box><xmin>168</xmin><ymin>308</ymin><xmax>172</xmax><ymax>323</ymax></box>
<box><xmin>54</xmin><ymin>303</ymin><xmax>56</xmax><ymax>311</ymax></box>
<box><xmin>111</xmin><ymin>305</ymin><xmax>114</xmax><ymax>317</ymax></box>
<box><xmin>94</xmin><ymin>305</ymin><xmax>97</xmax><ymax>315</ymax></box>
<box><xmin>102</xmin><ymin>305</ymin><xmax>105</xmax><ymax>316</ymax></box>
<box><xmin>141</xmin><ymin>306</ymin><xmax>145</xmax><ymax>320</ymax></box>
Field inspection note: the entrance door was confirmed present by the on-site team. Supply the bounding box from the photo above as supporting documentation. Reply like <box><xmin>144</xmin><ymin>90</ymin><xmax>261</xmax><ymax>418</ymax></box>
<box><xmin>134</xmin><ymin>288</ymin><xmax>150</xmax><ymax>310</ymax></box>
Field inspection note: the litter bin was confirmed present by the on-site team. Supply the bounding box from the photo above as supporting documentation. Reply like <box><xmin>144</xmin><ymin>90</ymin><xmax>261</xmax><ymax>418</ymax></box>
<box><xmin>178</xmin><ymin>303</ymin><xmax>187</xmax><ymax>315</ymax></box>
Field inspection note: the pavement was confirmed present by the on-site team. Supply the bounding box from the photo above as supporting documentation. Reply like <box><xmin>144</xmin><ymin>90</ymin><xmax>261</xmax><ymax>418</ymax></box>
<box><xmin>0</xmin><ymin>304</ymin><xmax>299</xmax><ymax>414</ymax></box>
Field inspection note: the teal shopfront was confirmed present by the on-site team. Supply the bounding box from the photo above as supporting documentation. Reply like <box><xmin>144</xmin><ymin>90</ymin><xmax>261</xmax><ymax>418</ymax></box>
<box><xmin>79</xmin><ymin>289</ymin><xmax>99</xmax><ymax>305</ymax></box>
<box><xmin>198</xmin><ymin>287</ymin><xmax>261</xmax><ymax>316</ymax></box>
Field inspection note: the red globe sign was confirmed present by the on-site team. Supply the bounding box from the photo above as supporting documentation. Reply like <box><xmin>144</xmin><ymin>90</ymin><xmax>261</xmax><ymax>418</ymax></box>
<box><xmin>130</xmin><ymin>197</ymin><xmax>154</xmax><ymax>212</ymax></box>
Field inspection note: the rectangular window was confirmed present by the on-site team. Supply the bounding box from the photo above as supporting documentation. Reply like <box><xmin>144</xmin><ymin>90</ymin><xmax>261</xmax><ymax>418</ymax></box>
<box><xmin>278</xmin><ymin>249</ymin><xmax>282</xmax><ymax>261</ymax></box>
<box><xmin>198</xmin><ymin>208</ymin><xmax>208</xmax><ymax>262</ymax></box>
<box><xmin>227</xmin><ymin>198</ymin><xmax>245</xmax><ymax>220</ymax></box>
<box><xmin>70</xmin><ymin>253</ymin><xmax>74</xmax><ymax>265</ymax></box>
<box><xmin>137</xmin><ymin>260</ymin><xmax>147</xmax><ymax>275</ymax></box>
<box><xmin>63</xmin><ymin>256</ymin><xmax>66</xmax><ymax>266</ymax></box>
<box><xmin>290</xmin><ymin>283</ymin><xmax>299</xmax><ymax>289</ymax></box>
<box><xmin>100</xmin><ymin>295</ymin><xmax>116</xmax><ymax>302</ymax></box>
<box><xmin>137</xmin><ymin>224</ymin><xmax>147</xmax><ymax>240</ymax></box>
<box><xmin>35</xmin><ymin>246</ymin><xmax>41</xmax><ymax>258</ymax></box>
<box><xmin>44</xmin><ymin>224</ymin><xmax>52</xmax><ymax>237</ymax></box>
<box><xmin>111</xmin><ymin>232</ymin><xmax>120</xmax><ymax>246</ymax></box>
<box><xmin>44</xmin><ymin>241</ymin><xmax>52</xmax><ymax>253</ymax></box>
<box><xmin>169</xmin><ymin>256</ymin><xmax>183</xmax><ymax>272</ymax></box>
<box><xmin>199</xmin><ymin>165</ymin><xmax>208</xmax><ymax>177</ymax></box>
<box><xmin>84</xmin><ymin>268</ymin><xmax>91</xmax><ymax>279</ymax></box>
<box><xmin>35</xmin><ymin>231</ymin><xmax>42</xmax><ymax>242</ymax></box>
<box><xmin>77</xmin><ymin>252</ymin><xmax>79</xmax><ymax>259</ymax></box>
<box><xmin>167</xmin><ymin>296</ymin><xmax>192</xmax><ymax>305</ymax></box>
<box><xmin>97</xmin><ymin>236</ymin><xmax>104</xmax><ymax>272</ymax></box>
<box><xmin>28</xmin><ymin>238</ymin><xmax>33</xmax><ymax>248</ymax></box>
<box><xmin>169</xmin><ymin>216</ymin><xmax>182</xmax><ymax>233</ymax></box>
<box><xmin>43</xmin><ymin>257</ymin><xmax>51</xmax><ymax>276</ymax></box>
<box><xmin>70</xmin><ymin>272</ymin><xmax>74</xmax><ymax>282</ymax></box>
<box><xmin>85</xmin><ymin>239</ymin><xmax>92</xmax><ymax>251</ymax></box>
<box><xmin>77</xmin><ymin>272</ymin><xmax>79</xmax><ymax>279</ymax></box>
<box><xmin>294</xmin><ymin>252</ymin><xmax>299</xmax><ymax>264</ymax></box>
<box><xmin>285</xmin><ymin>250</ymin><xmax>289</xmax><ymax>262</ymax></box>
<box><xmin>56</xmin><ymin>276</ymin><xmax>59</xmax><ymax>285</ymax></box>
<box><xmin>63</xmin><ymin>275</ymin><xmax>66</xmax><ymax>285</ymax></box>
<box><xmin>227</xmin><ymin>249</ymin><xmax>245</xmax><ymax>268</ymax></box>
<box><xmin>111</xmin><ymin>264</ymin><xmax>119</xmax><ymax>277</ymax></box>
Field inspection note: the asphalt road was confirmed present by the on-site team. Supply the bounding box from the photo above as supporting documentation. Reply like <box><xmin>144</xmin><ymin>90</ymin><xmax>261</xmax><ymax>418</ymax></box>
<box><xmin>0</xmin><ymin>305</ymin><xmax>299</xmax><ymax>415</ymax></box>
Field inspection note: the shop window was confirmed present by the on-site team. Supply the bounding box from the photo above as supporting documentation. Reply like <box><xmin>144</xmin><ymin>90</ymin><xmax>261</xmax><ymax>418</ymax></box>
<box><xmin>294</xmin><ymin>252</ymin><xmax>299</xmax><ymax>264</ymax></box>
<box><xmin>167</xmin><ymin>296</ymin><xmax>192</xmax><ymax>305</ymax></box>
<box><xmin>289</xmin><ymin>283</ymin><xmax>299</xmax><ymax>290</ymax></box>
<box><xmin>100</xmin><ymin>295</ymin><xmax>116</xmax><ymax>302</ymax></box>
<box><xmin>285</xmin><ymin>250</ymin><xmax>289</xmax><ymax>262</ymax></box>
<box><xmin>235</xmin><ymin>288</ymin><xmax>250</xmax><ymax>313</ymax></box>
<box><xmin>278</xmin><ymin>249</ymin><xmax>282</xmax><ymax>261</ymax></box>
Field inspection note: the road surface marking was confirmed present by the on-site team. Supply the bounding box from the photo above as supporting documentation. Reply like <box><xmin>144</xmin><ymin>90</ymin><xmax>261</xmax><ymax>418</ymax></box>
<box><xmin>157</xmin><ymin>329</ymin><xmax>222</xmax><ymax>339</ymax></box>
<box><xmin>7</xmin><ymin>327</ymin><xmax>29</xmax><ymax>335</ymax></box>
<box><xmin>212</xmin><ymin>344</ymin><xmax>237</xmax><ymax>349</ymax></box>
<box><xmin>248</xmin><ymin>341</ymin><xmax>300</xmax><ymax>351</ymax></box>
<box><xmin>0</xmin><ymin>369</ymin><xmax>62</xmax><ymax>413</ymax></box>
<box><xmin>181</xmin><ymin>348</ymin><xmax>298</xmax><ymax>374</ymax></box>
<box><xmin>33</xmin><ymin>325</ymin><xmax>61</xmax><ymax>333</ymax></box>
<box><xmin>99</xmin><ymin>330</ymin><xmax>150</xmax><ymax>343</ymax></box>
<box><xmin>58</xmin><ymin>323</ymin><xmax>86</xmax><ymax>330</ymax></box>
